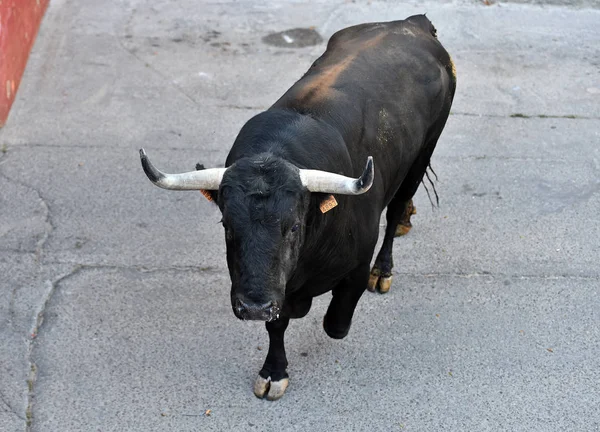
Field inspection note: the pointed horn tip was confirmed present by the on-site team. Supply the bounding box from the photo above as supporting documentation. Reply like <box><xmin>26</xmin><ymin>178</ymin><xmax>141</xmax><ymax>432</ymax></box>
<box><xmin>139</xmin><ymin>148</ymin><xmax>163</xmax><ymax>184</ymax></box>
<box><xmin>357</xmin><ymin>156</ymin><xmax>374</xmax><ymax>193</ymax></box>
<box><xmin>366</xmin><ymin>156</ymin><xmax>374</xmax><ymax>175</ymax></box>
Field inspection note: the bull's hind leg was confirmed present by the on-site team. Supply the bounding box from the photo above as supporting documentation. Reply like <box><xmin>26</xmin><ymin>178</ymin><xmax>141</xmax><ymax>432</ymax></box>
<box><xmin>369</xmin><ymin>89</ymin><xmax>451</xmax><ymax>294</ymax></box>
<box><xmin>368</xmin><ymin>148</ymin><xmax>437</xmax><ymax>294</ymax></box>
<box><xmin>324</xmin><ymin>263</ymin><xmax>370</xmax><ymax>339</ymax></box>
<box><xmin>367</xmin><ymin>197</ymin><xmax>415</xmax><ymax>293</ymax></box>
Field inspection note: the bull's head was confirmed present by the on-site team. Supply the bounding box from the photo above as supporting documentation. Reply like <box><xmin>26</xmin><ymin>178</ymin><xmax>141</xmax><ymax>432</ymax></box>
<box><xmin>139</xmin><ymin>149</ymin><xmax>373</xmax><ymax>321</ymax></box>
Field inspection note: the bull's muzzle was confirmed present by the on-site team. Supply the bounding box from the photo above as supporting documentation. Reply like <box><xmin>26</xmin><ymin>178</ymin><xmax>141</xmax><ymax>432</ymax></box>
<box><xmin>233</xmin><ymin>298</ymin><xmax>281</xmax><ymax>322</ymax></box>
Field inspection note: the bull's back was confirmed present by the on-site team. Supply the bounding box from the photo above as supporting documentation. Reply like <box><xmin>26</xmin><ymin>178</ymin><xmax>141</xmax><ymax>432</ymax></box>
<box><xmin>280</xmin><ymin>16</ymin><xmax>453</xmax><ymax>106</ymax></box>
<box><xmin>273</xmin><ymin>15</ymin><xmax>455</xmax><ymax>205</ymax></box>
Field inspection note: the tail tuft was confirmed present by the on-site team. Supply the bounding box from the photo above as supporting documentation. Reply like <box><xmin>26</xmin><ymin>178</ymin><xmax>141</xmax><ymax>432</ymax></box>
<box><xmin>421</xmin><ymin>162</ymin><xmax>439</xmax><ymax>209</ymax></box>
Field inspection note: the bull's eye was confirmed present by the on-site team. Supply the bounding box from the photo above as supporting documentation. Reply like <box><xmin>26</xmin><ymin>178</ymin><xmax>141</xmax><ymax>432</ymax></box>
<box><xmin>291</xmin><ymin>223</ymin><xmax>300</xmax><ymax>233</ymax></box>
<box><xmin>225</xmin><ymin>228</ymin><xmax>233</xmax><ymax>241</ymax></box>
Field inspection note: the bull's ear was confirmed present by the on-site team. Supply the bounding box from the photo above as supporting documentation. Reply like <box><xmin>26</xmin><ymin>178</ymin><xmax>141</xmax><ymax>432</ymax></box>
<box><xmin>199</xmin><ymin>189</ymin><xmax>218</xmax><ymax>203</ymax></box>
<box><xmin>319</xmin><ymin>194</ymin><xmax>338</xmax><ymax>213</ymax></box>
<box><xmin>196</xmin><ymin>163</ymin><xmax>219</xmax><ymax>204</ymax></box>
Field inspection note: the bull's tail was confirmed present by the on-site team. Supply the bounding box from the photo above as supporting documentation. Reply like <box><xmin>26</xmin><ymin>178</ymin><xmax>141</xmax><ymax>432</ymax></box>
<box><xmin>406</xmin><ymin>14</ymin><xmax>437</xmax><ymax>39</ymax></box>
<box><xmin>421</xmin><ymin>162</ymin><xmax>439</xmax><ymax>209</ymax></box>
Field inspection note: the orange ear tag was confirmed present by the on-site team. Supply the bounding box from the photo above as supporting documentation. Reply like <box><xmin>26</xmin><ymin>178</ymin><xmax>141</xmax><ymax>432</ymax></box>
<box><xmin>199</xmin><ymin>189</ymin><xmax>213</xmax><ymax>202</ymax></box>
<box><xmin>320</xmin><ymin>195</ymin><xmax>338</xmax><ymax>213</ymax></box>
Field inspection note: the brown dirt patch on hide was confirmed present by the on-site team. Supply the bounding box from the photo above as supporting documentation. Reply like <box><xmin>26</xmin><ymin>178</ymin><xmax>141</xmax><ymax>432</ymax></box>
<box><xmin>296</xmin><ymin>32</ymin><xmax>387</xmax><ymax>103</ymax></box>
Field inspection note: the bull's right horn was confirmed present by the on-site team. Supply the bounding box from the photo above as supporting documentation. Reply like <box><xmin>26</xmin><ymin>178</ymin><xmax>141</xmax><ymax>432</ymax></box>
<box><xmin>139</xmin><ymin>149</ymin><xmax>226</xmax><ymax>191</ymax></box>
<box><xmin>299</xmin><ymin>156</ymin><xmax>374</xmax><ymax>195</ymax></box>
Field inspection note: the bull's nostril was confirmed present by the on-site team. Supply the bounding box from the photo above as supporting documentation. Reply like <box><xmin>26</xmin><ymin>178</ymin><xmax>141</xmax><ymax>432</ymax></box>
<box><xmin>234</xmin><ymin>298</ymin><xmax>246</xmax><ymax>316</ymax></box>
<box><xmin>234</xmin><ymin>298</ymin><xmax>279</xmax><ymax>320</ymax></box>
<box><xmin>261</xmin><ymin>302</ymin><xmax>274</xmax><ymax>317</ymax></box>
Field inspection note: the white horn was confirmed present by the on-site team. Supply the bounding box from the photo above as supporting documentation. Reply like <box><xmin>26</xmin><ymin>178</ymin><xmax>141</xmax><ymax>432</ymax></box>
<box><xmin>139</xmin><ymin>149</ymin><xmax>226</xmax><ymax>190</ymax></box>
<box><xmin>299</xmin><ymin>156</ymin><xmax>374</xmax><ymax>195</ymax></box>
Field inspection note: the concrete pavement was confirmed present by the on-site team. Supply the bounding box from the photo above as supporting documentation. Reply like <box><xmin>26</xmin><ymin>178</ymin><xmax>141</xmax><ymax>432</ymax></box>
<box><xmin>1</xmin><ymin>0</ymin><xmax>599</xmax><ymax>431</ymax></box>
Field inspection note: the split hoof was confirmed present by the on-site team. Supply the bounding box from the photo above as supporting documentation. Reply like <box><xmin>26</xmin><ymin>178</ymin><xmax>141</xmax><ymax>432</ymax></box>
<box><xmin>367</xmin><ymin>268</ymin><xmax>380</xmax><ymax>292</ymax></box>
<box><xmin>367</xmin><ymin>268</ymin><xmax>393</xmax><ymax>294</ymax></box>
<box><xmin>253</xmin><ymin>375</ymin><xmax>289</xmax><ymax>401</ymax></box>
<box><xmin>378</xmin><ymin>275</ymin><xmax>392</xmax><ymax>293</ymax></box>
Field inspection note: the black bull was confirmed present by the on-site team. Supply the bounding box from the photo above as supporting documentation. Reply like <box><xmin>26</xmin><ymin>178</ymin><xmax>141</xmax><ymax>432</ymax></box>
<box><xmin>140</xmin><ymin>15</ymin><xmax>456</xmax><ymax>400</ymax></box>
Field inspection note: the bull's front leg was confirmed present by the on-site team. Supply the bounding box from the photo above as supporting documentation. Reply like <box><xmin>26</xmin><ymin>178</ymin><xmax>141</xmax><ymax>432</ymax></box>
<box><xmin>254</xmin><ymin>316</ymin><xmax>290</xmax><ymax>400</ymax></box>
<box><xmin>323</xmin><ymin>263</ymin><xmax>370</xmax><ymax>339</ymax></box>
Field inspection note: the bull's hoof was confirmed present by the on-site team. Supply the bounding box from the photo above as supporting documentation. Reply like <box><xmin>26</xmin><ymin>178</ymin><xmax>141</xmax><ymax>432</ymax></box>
<box><xmin>367</xmin><ymin>268</ymin><xmax>381</xmax><ymax>292</ymax></box>
<box><xmin>253</xmin><ymin>375</ymin><xmax>289</xmax><ymax>401</ymax></box>
<box><xmin>395</xmin><ymin>201</ymin><xmax>416</xmax><ymax>237</ymax></box>
<box><xmin>367</xmin><ymin>267</ymin><xmax>393</xmax><ymax>294</ymax></box>
<box><xmin>323</xmin><ymin>314</ymin><xmax>350</xmax><ymax>339</ymax></box>
<box><xmin>378</xmin><ymin>275</ymin><xmax>392</xmax><ymax>293</ymax></box>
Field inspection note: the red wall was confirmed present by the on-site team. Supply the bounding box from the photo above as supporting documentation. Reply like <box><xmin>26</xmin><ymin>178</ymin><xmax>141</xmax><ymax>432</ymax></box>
<box><xmin>0</xmin><ymin>0</ymin><xmax>49</xmax><ymax>127</ymax></box>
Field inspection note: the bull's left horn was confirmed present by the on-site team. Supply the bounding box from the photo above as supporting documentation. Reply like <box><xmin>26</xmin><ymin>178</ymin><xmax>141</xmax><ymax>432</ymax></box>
<box><xmin>139</xmin><ymin>149</ymin><xmax>226</xmax><ymax>190</ymax></box>
<box><xmin>299</xmin><ymin>156</ymin><xmax>374</xmax><ymax>195</ymax></box>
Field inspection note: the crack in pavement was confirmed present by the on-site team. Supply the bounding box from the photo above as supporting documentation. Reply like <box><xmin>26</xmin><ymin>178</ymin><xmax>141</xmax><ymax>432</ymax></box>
<box><xmin>0</xmin><ymin>156</ymin><xmax>70</xmax><ymax>429</ymax></box>
<box><xmin>0</xmin><ymin>170</ymin><xmax>55</xmax><ymax>262</ymax></box>
<box><xmin>218</xmin><ymin>104</ymin><xmax>267</xmax><ymax>110</ymax></box>
<box><xmin>437</xmin><ymin>155</ymin><xmax>585</xmax><ymax>162</ymax></box>
<box><xmin>393</xmin><ymin>271</ymin><xmax>600</xmax><ymax>280</ymax></box>
<box><xmin>34</xmin><ymin>196</ymin><xmax>53</xmax><ymax>263</ymax></box>
<box><xmin>22</xmin><ymin>261</ymin><xmax>221</xmax><ymax>429</ymax></box>
<box><xmin>450</xmin><ymin>111</ymin><xmax>599</xmax><ymax>120</ymax></box>
<box><xmin>0</xmin><ymin>248</ymin><xmax>39</xmax><ymax>254</ymax></box>
<box><xmin>38</xmin><ymin>262</ymin><xmax>221</xmax><ymax>275</ymax></box>
<box><xmin>0</xmin><ymin>158</ymin><xmax>55</xmax><ymax>428</ymax></box>
<box><xmin>22</xmin><ymin>262</ymin><xmax>219</xmax><ymax>429</ymax></box>
<box><xmin>26</xmin><ymin>266</ymin><xmax>81</xmax><ymax>431</ymax></box>
<box><xmin>0</xmin><ymin>142</ymin><xmax>227</xmax><ymax>152</ymax></box>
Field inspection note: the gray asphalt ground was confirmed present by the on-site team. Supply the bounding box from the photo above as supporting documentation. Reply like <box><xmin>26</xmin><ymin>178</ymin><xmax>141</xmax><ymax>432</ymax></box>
<box><xmin>1</xmin><ymin>0</ymin><xmax>599</xmax><ymax>431</ymax></box>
